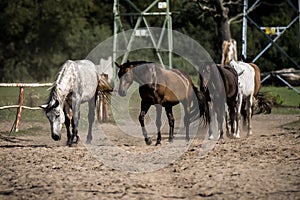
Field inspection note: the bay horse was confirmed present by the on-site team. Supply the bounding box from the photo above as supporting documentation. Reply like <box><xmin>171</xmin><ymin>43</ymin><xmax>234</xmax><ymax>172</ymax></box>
<box><xmin>200</xmin><ymin>64</ymin><xmax>239</xmax><ymax>139</ymax></box>
<box><xmin>40</xmin><ymin>60</ymin><xmax>113</xmax><ymax>146</ymax></box>
<box><xmin>225</xmin><ymin>39</ymin><xmax>256</xmax><ymax>138</ymax></box>
<box><xmin>115</xmin><ymin>61</ymin><xmax>209</xmax><ymax>145</ymax></box>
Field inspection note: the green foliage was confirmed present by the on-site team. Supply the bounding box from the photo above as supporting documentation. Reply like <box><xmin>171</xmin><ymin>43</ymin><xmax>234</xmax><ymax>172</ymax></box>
<box><xmin>0</xmin><ymin>0</ymin><xmax>112</xmax><ymax>82</ymax></box>
<box><xmin>0</xmin><ymin>0</ymin><xmax>299</xmax><ymax>82</ymax></box>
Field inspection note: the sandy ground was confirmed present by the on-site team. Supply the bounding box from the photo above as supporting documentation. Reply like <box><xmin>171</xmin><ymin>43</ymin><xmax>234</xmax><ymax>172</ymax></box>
<box><xmin>0</xmin><ymin>113</ymin><xmax>299</xmax><ymax>199</ymax></box>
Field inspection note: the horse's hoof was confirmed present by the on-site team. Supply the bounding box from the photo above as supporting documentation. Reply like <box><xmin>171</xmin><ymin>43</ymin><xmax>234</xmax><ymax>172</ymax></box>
<box><xmin>73</xmin><ymin>135</ymin><xmax>79</xmax><ymax>144</ymax></box>
<box><xmin>208</xmin><ymin>135</ymin><xmax>214</xmax><ymax>140</ymax></box>
<box><xmin>86</xmin><ymin>140</ymin><xmax>91</xmax><ymax>145</ymax></box>
<box><xmin>168</xmin><ymin>138</ymin><xmax>174</xmax><ymax>143</ymax></box>
<box><xmin>145</xmin><ymin>137</ymin><xmax>152</xmax><ymax>145</ymax></box>
<box><xmin>226</xmin><ymin>132</ymin><xmax>232</xmax><ymax>139</ymax></box>
<box><xmin>155</xmin><ymin>141</ymin><xmax>161</xmax><ymax>146</ymax></box>
<box><xmin>233</xmin><ymin>134</ymin><xmax>240</xmax><ymax>139</ymax></box>
<box><xmin>185</xmin><ymin>137</ymin><xmax>190</xmax><ymax>142</ymax></box>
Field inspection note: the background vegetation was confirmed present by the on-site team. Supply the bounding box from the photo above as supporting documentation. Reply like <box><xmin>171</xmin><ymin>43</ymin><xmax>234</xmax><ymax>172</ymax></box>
<box><xmin>0</xmin><ymin>0</ymin><xmax>299</xmax><ymax>82</ymax></box>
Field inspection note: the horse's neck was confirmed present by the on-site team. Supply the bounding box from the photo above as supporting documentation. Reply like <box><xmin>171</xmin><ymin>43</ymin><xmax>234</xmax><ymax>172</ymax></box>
<box><xmin>53</xmin><ymin>62</ymin><xmax>76</xmax><ymax>102</ymax></box>
<box><xmin>133</xmin><ymin>64</ymin><xmax>157</xmax><ymax>85</ymax></box>
<box><xmin>230</xmin><ymin>60</ymin><xmax>243</xmax><ymax>73</ymax></box>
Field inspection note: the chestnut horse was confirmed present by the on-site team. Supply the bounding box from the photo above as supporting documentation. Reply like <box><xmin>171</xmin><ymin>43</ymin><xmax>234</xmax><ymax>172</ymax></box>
<box><xmin>223</xmin><ymin>39</ymin><xmax>256</xmax><ymax>138</ymax></box>
<box><xmin>222</xmin><ymin>39</ymin><xmax>262</xmax><ymax>128</ymax></box>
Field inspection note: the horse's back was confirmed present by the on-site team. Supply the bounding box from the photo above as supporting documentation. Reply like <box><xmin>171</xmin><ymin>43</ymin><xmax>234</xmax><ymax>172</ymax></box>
<box><xmin>155</xmin><ymin>67</ymin><xmax>194</xmax><ymax>104</ymax></box>
<box><xmin>248</xmin><ymin>63</ymin><xmax>261</xmax><ymax>97</ymax></box>
<box><xmin>235</xmin><ymin>61</ymin><xmax>255</xmax><ymax>96</ymax></box>
<box><xmin>75</xmin><ymin>60</ymin><xmax>98</xmax><ymax>102</ymax></box>
<box><xmin>216</xmin><ymin>65</ymin><xmax>238</xmax><ymax>100</ymax></box>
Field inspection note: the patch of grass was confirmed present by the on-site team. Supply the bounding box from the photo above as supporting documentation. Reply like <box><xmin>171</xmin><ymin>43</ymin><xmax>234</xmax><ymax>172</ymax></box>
<box><xmin>260</xmin><ymin>86</ymin><xmax>300</xmax><ymax>115</ymax></box>
<box><xmin>260</xmin><ymin>86</ymin><xmax>300</xmax><ymax>107</ymax></box>
<box><xmin>271</xmin><ymin>107</ymin><xmax>300</xmax><ymax>115</ymax></box>
<box><xmin>0</xmin><ymin>87</ymin><xmax>50</xmax><ymax>122</ymax></box>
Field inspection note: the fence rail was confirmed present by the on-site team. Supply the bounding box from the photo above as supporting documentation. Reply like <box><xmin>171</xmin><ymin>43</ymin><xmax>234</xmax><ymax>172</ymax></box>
<box><xmin>0</xmin><ymin>83</ymin><xmax>52</xmax><ymax>132</ymax></box>
<box><xmin>0</xmin><ymin>83</ymin><xmax>52</xmax><ymax>87</ymax></box>
<box><xmin>0</xmin><ymin>82</ymin><xmax>110</xmax><ymax>132</ymax></box>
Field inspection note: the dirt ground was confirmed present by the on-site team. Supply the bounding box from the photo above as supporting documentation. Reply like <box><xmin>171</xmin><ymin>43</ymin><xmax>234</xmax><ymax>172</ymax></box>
<box><xmin>0</xmin><ymin>113</ymin><xmax>300</xmax><ymax>199</ymax></box>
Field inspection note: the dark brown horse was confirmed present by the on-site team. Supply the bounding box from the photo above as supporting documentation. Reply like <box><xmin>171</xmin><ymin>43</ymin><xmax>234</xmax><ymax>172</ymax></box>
<box><xmin>115</xmin><ymin>61</ymin><xmax>209</xmax><ymax>145</ymax></box>
<box><xmin>200</xmin><ymin>64</ymin><xmax>239</xmax><ymax>139</ymax></box>
<box><xmin>217</xmin><ymin>65</ymin><xmax>239</xmax><ymax>138</ymax></box>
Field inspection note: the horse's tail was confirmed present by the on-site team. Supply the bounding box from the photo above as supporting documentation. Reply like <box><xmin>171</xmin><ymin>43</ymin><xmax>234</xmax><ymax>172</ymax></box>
<box><xmin>96</xmin><ymin>74</ymin><xmax>113</xmax><ymax>123</ymax></box>
<box><xmin>254</xmin><ymin>92</ymin><xmax>274</xmax><ymax>114</ymax></box>
<box><xmin>190</xmin><ymin>84</ymin><xmax>210</xmax><ymax>124</ymax></box>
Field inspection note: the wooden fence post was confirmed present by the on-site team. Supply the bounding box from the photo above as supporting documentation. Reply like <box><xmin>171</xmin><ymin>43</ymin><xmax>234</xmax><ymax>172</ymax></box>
<box><xmin>10</xmin><ymin>87</ymin><xmax>25</xmax><ymax>132</ymax></box>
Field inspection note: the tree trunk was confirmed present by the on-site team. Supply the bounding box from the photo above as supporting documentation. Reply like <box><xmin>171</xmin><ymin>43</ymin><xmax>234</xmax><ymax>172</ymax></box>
<box><xmin>213</xmin><ymin>0</ymin><xmax>232</xmax><ymax>62</ymax></box>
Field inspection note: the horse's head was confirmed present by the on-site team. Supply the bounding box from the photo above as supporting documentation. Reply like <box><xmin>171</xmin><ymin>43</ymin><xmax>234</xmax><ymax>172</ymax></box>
<box><xmin>115</xmin><ymin>61</ymin><xmax>134</xmax><ymax>97</ymax></box>
<box><xmin>40</xmin><ymin>99</ymin><xmax>65</xmax><ymax>141</ymax></box>
<box><xmin>221</xmin><ymin>39</ymin><xmax>237</xmax><ymax>65</ymax></box>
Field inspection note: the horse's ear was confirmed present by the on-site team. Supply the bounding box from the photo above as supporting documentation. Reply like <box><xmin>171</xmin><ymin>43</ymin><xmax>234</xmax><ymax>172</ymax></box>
<box><xmin>115</xmin><ymin>62</ymin><xmax>121</xmax><ymax>68</ymax></box>
<box><xmin>39</xmin><ymin>104</ymin><xmax>48</xmax><ymax>110</ymax></box>
<box><xmin>127</xmin><ymin>60</ymin><xmax>130</xmax><ymax>63</ymax></box>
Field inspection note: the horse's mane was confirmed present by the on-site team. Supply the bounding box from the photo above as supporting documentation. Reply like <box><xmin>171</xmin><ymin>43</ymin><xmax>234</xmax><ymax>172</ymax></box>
<box><xmin>47</xmin><ymin>60</ymin><xmax>73</xmax><ymax>103</ymax></box>
<box><xmin>122</xmin><ymin>61</ymin><xmax>153</xmax><ymax>68</ymax></box>
<box><xmin>221</xmin><ymin>39</ymin><xmax>238</xmax><ymax>65</ymax></box>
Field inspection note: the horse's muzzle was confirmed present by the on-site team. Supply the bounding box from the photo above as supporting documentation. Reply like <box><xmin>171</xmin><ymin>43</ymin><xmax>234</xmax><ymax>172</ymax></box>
<box><xmin>52</xmin><ymin>134</ymin><xmax>61</xmax><ymax>141</ymax></box>
<box><xmin>118</xmin><ymin>90</ymin><xmax>126</xmax><ymax>97</ymax></box>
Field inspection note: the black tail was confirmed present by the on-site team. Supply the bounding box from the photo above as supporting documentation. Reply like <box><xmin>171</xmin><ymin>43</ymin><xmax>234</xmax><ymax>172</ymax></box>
<box><xmin>190</xmin><ymin>85</ymin><xmax>210</xmax><ymax>124</ymax></box>
<box><xmin>241</xmin><ymin>92</ymin><xmax>274</xmax><ymax>122</ymax></box>
<box><xmin>255</xmin><ymin>92</ymin><xmax>274</xmax><ymax>114</ymax></box>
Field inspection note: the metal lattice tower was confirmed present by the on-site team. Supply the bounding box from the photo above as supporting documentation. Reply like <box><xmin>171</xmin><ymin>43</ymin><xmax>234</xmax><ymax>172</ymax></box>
<box><xmin>242</xmin><ymin>0</ymin><xmax>300</xmax><ymax>69</ymax></box>
<box><xmin>113</xmin><ymin>0</ymin><xmax>173</xmax><ymax>77</ymax></box>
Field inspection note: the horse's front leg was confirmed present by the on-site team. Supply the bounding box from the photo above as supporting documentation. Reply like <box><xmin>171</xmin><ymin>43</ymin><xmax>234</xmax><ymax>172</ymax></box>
<box><xmin>208</xmin><ymin>102</ymin><xmax>215</xmax><ymax>140</ymax></box>
<box><xmin>64</xmin><ymin>107</ymin><xmax>72</xmax><ymax>146</ymax></box>
<box><xmin>139</xmin><ymin>102</ymin><xmax>151</xmax><ymax>145</ymax></box>
<box><xmin>86</xmin><ymin>96</ymin><xmax>96</xmax><ymax>144</ymax></box>
<box><xmin>70</xmin><ymin>103</ymin><xmax>81</xmax><ymax>146</ymax></box>
<box><xmin>165</xmin><ymin>106</ymin><xmax>175</xmax><ymax>143</ymax></box>
<box><xmin>155</xmin><ymin>104</ymin><xmax>162</xmax><ymax>146</ymax></box>
<box><xmin>183</xmin><ymin>101</ymin><xmax>190</xmax><ymax>142</ymax></box>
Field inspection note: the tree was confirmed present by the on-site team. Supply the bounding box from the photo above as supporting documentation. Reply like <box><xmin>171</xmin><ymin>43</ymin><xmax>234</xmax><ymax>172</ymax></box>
<box><xmin>195</xmin><ymin>0</ymin><xmax>243</xmax><ymax>52</ymax></box>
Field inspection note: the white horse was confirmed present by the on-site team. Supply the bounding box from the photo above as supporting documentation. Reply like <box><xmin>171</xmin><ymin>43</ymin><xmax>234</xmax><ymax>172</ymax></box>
<box><xmin>40</xmin><ymin>60</ymin><xmax>112</xmax><ymax>146</ymax></box>
<box><xmin>227</xmin><ymin>39</ymin><xmax>255</xmax><ymax>138</ymax></box>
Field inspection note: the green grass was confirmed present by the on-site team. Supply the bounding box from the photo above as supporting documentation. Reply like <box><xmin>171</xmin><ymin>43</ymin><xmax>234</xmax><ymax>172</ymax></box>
<box><xmin>260</xmin><ymin>86</ymin><xmax>300</xmax><ymax>114</ymax></box>
<box><xmin>260</xmin><ymin>86</ymin><xmax>300</xmax><ymax>107</ymax></box>
<box><xmin>0</xmin><ymin>87</ymin><xmax>50</xmax><ymax>122</ymax></box>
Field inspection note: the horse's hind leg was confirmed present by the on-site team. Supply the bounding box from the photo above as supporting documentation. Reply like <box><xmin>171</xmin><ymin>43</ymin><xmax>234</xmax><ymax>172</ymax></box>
<box><xmin>155</xmin><ymin>104</ymin><xmax>162</xmax><ymax>146</ymax></box>
<box><xmin>246</xmin><ymin>96</ymin><xmax>253</xmax><ymax>136</ymax></box>
<box><xmin>86</xmin><ymin>97</ymin><xmax>96</xmax><ymax>144</ymax></box>
<box><xmin>139</xmin><ymin>102</ymin><xmax>151</xmax><ymax>145</ymax></box>
<box><xmin>165</xmin><ymin>106</ymin><xmax>175</xmax><ymax>143</ymax></box>
<box><xmin>234</xmin><ymin>93</ymin><xmax>242</xmax><ymax>139</ymax></box>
